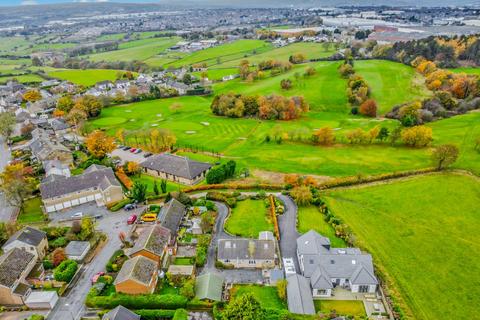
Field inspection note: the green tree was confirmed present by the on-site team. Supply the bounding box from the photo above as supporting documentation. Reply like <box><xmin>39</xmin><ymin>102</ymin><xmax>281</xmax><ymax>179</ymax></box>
<box><xmin>180</xmin><ymin>279</ymin><xmax>195</xmax><ymax>299</ymax></box>
<box><xmin>222</xmin><ymin>293</ymin><xmax>265</xmax><ymax>320</ymax></box>
<box><xmin>79</xmin><ymin>217</ymin><xmax>94</xmax><ymax>241</ymax></box>
<box><xmin>432</xmin><ymin>144</ymin><xmax>459</xmax><ymax>170</ymax></box>
<box><xmin>160</xmin><ymin>179</ymin><xmax>167</xmax><ymax>193</ymax></box>
<box><xmin>277</xmin><ymin>279</ymin><xmax>287</xmax><ymax>300</ymax></box>
<box><xmin>290</xmin><ymin>186</ymin><xmax>313</xmax><ymax>206</ymax></box>
<box><xmin>0</xmin><ymin>112</ymin><xmax>16</xmax><ymax>138</ymax></box>
<box><xmin>131</xmin><ymin>182</ymin><xmax>147</xmax><ymax>202</ymax></box>
<box><xmin>378</xmin><ymin>127</ymin><xmax>390</xmax><ymax>141</ymax></box>
<box><xmin>56</xmin><ymin>95</ymin><xmax>75</xmax><ymax>113</ymax></box>
<box><xmin>153</xmin><ymin>180</ymin><xmax>159</xmax><ymax>195</ymax></box>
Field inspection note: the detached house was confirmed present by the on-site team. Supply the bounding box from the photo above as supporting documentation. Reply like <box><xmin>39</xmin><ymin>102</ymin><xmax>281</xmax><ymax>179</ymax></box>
<box><xmin>40</xmin><ymin>164</ymin><xmax>123</xmax><ymax>213</ymax></box>
<box><xmin>140</xmin><ymin>153</ymin><xmax>212</xmax><ymax>185</ymax></box>
<box><xmin>0</xmin><ymin>248</ymin><xmax>37</xmax><ymax>306</ymax></box>
<box><xmin>2</xmin><ymin>227</ymin><xmax>48</xmax><ymax>260</ymax></box>
<box><xmin>297</xmin><ymin>230</ymin><xmax>378</xmax><ymax>297</ymax></box>
<box><xmin>217</xmin><ymin>231</ymin><xmax>277</xmax><ymax>269</ymax></box>
<box><xmin>30</xmin><ymin>128</ymin><xmax>73</xmax><ymax>165</ymax></box>
<box><xmin>126</xmin><ymin>225</ymin><xmax>171</xmax><ymax>264</ymax></box>
<box><xmin>114</xmin><ymin>255</ymin><xmax>158</xmax><ymax>295</ymax></box>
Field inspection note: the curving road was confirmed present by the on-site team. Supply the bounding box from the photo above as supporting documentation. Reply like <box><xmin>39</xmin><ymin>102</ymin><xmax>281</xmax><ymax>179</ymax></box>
<box><xmin>0</xmin><ymin>137</ymin><xmax>16</xmax><ymax>222</ymax></box>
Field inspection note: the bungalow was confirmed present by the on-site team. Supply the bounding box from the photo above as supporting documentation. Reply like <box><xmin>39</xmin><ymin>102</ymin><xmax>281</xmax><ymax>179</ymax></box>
<box><xmin>114</xmin><ymin>255</ymin><xmax>158</xmax><ymax>295</ymax></box>
<box><xmin>65</xmin><ymin>241</ymin><xmax>91</xmax><ymax>262</ymax></box>
<box><xmin>217</xmin><ymin>231</ymin><xmax>277</xmax><ymax>269</ymax></box>
<box><xmin>297</xmin><ymin>230</ymin><xmax>378</xmax><ymax>298</ymax></box>
<box><xmin>158</xmin><ymin>198</ymin><xmax>186</xmax><ymax>235</ymax></box>
<box><xmin>2</xmin><ymin>227</ymin><xmax>48</xmax><ymax>260</ymax></box>
<box><xmin>139</xmin><ymin>153</ymin><xmax>212</xmax><ymax>185</ymax></box>
<box><xmin>0</xmin><ymin>248</ymin><xmax>37</xmax><ymax>306</ymax></box>
<box><xmin>126</xmin><ymin>225</ymin><xmax>171</xmax><ymax>264</ymax></box>
<box><xmin>40</xmin><ymin>164</ymin><xmax>123</xmax><ymax>213</ymax></box>
<box><xmin>102</xmin><ymin>305</ymin><xmax>140</xmax><ymax>320</ymax></box>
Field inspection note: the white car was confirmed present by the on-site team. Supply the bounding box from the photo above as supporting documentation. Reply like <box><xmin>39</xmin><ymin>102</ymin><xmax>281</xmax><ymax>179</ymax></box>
<box><xmin>283</xmin><ymin>257</ymin><xmax>297</xmax><ymax>277</ymax></box>
<box><xmin>72</xmin><ymin>212</ymin><xmax>83</xmax><ymax>219</ymax></box>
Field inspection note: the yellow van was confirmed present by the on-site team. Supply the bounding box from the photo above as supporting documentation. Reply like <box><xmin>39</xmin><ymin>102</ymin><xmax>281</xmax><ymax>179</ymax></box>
<box><xmin>141</xmin><ymin>213</ymin><xmax>158</xmax><ymax>222</ymax></box>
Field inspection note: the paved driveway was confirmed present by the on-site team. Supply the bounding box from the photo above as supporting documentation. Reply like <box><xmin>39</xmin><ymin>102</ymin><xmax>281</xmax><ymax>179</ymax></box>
<box><xmin>110</xmin><ymin>148</ymin><xmax>146</xmax><ymax>164</ymax></box>
<box><xmin>277</xmin><ymin>195</ymin><xmax>300</xmax><ymax>271</ymax></box>
<box><xmin>47</xmin><ymin>208</ymin><xmax>137</xmax><ymax>320</ymax></box>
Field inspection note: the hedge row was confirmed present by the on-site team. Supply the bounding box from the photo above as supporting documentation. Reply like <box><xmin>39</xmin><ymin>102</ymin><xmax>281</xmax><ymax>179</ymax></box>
<box><xmin>108</xmin><ymin>198</ymin><xmax>133</xmax><ymax>212</ymax></box>
<box><xmin>53</xmin><ymin>260</ymin><xmax>78</xmax><ymax>283</ymax></box>
<box><xmin>86</xmin><ymin>291</ymin><xmax>188</xmax><ymax>310</ymax></box>
<box><xmin>134</xmin><ymin>309</ymin><xmax>176</xmax><ymax>319</ymax></box>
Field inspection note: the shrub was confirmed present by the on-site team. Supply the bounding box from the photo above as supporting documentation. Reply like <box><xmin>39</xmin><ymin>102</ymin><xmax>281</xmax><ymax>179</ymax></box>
<box><xmin>134</xmin><ymin>310</ymin><xmax>176</xmax><ymax>319</ymax></box>
<box><xmin>42</xmin><ymin>260</ymin><xmax>54</xmax><ymax>270</ymax></box>
<box><xmin>49</xmin><ymin>236</ymin><xmax>67</xmax><ymax>249</ymax></box>
<box><xmin>54</xmin><ymin>260</ymin><xmax>78</xmax><ymax>283</ymax></box>
<box><xmin>359</xmin><ymin>99</ymin><xmax>378</xmax><ymax>117</ymax></box>
<box><xmin>85</xmin><ymin>292</ymin><xmax>188</xmax><ymax>310</ymax></box>
<box><xmin>109</xmin><ymin>198</ymin><xmax>133</xmax><ymax>212</ymax></box>
<box><xmin>401</xmin><ymin>126</ymin><xmax>433</xmax><ymax>147</ymax></box>
<box><xmin>173</xmin><ymin>309</ymin><xmax>188</xmax><ymax>320</ymax></box>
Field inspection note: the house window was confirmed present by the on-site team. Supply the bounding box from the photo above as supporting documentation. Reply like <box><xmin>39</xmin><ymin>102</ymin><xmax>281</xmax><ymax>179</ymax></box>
<box><xmin>359</xmin><ymin>285</ymin><xmax>369</xmax><ymax>293</ymax></box>
<box><xmin>318</xmin><ymin>289</ymin><xmax>327</xmax><ymax>295</ymax></box>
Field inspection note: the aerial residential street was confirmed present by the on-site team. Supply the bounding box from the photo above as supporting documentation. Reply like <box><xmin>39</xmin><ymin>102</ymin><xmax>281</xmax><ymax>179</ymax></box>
<box><xmin>47</xmin><ymin>209</ymin><xmax>137</xmax><ymax>320</ymax></box>
<box><xmin>0</xmin><ymin>137</ymin><xmax>16</xmax><ymax>222</ymax></box>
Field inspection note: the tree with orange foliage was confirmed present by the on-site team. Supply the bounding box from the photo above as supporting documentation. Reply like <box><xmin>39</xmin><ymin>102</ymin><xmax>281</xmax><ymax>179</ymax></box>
<box><xmin>53</xmin><ymin>109</ymin><xmax>65</xmax><ymax>118</ymax></box>
<box><xmin>52</xmin><ymin>248</ymin><xmax>66</xmax><ymax>267</ymax></box>
<box><xmin>416</xmin><ymin>60</ymin><xmax>437</xmax><ymax>75</ymax></box>
<box><xmin>125</xmin><ymin>161</ymin><xmax>140</xmax><ymax>176</ymax></box>
<box><xmin>284</xmin><ymin>174</ymin><xmax>300</xmax><ymax>186</ymax></box>
<box><xmin>303</xmin><ymin>176</ymin><xmax>317</xmax><ymax>187</ymax></box>
<box><xmin>23</xmin><ymin>90</ymin><xmax>42</xmax><ymax>102</ymax></box>
<box><xmin>85</xmin><ymin>130</ymin><xmax>116</xmax><ymax>159</ymax></box>
<box><xmin>312</xmin><ymin>127</ymin><xmax>335</xmax><ymax>146</ymax></box>
<box><xmin>359</xmin><ymin>99</ymin><xmax>377</xmax><ymax>117</ymax></box>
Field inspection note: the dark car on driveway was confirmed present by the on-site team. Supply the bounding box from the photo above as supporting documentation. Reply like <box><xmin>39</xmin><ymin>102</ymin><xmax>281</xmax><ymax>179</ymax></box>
<box><xmin>124</xmin><ymin>203</ymin><xmax>137</xmax><ymax>211</ymax></box>
<box><xmin>122</xmin><ymin>146</ymin><xmax>131</xmax><ymax>151</ymax></box>
<box><xmin>143</xmin><ymin>152</ymin><xmax>152</xmax><ymax>158</ymax></box>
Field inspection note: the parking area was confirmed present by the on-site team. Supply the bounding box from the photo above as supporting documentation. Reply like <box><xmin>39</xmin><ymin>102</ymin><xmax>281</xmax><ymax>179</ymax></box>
<box><xmin>110</xmin><ymin>147</ymin><xmax>150</xmax><ymax>165</ymax></box>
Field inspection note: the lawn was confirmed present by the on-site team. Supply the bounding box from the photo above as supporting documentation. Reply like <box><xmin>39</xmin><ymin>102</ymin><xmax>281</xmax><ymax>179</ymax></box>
<box><xmin>224</xmin><ymin>199</ymin><xmax>273</xmax><ymax>238</ymax></box>
<box><xmin>449</xmin><ymin>67</ymin><xmax>480</xmax><ymax>75</ymax></box>
<box><xmin>232</xmin><ymin>284</ymin><xmax>286</xmax><ymax>310</ymax></box>
<box><xmin>131</xmin><ymin>174</ymin><xmax>186</xmax><ymax>195</ymax></box>
<box><xmin>86</xmin><ymin>37</ymin><xmax>181</xmax><ymax>63</ymax></box>
<box><xmin>173</xmin><ymin>257</ymin><xmax>194</xmax><ymax>265</ymax></box>
<box><xmin>355</xmin><ymin>60</ymin><xmax>431</xmax><ymax>115</ymax></box>
<box><xmin>18</xmin><ymin>197</ymin><xmax>45</xmax><ymax>224</ymax></box>
<box><xmin>165</xmin><ymin>40</ymin><xmax>272</xmax><ymax>68</ymax></box>
<box><xmin>323</xmin><ymin>173</ymin><xmax>480</xmax><ymax>320</ymax></box>
<box><xmin>297</xmin><ymin>205</ymin><xmax>346</xmax><ymax>247</ymax></box>
<box><xmin>47</xmin><ymin>69</ymin><xmax>133</xmax><ymax>87</ymax></box>
<box><xmin>314</xmin><ymin>300</ymin><xmax>366</xmax><ymax>317</ymax></box>
<box><xmin>192</xmin><ymin>67</ymin><xmax>239</xmax><ymax>81</ymax></box>
<box><xmin>0</xmin><ymin>74</ymin><xmax>44</xmax><ymax>84</ymax></box>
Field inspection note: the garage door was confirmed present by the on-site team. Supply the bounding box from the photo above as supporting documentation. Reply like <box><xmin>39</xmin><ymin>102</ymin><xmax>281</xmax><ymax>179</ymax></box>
<box><xmin>94</xmin><ymin>193</ymin><xmax>102</xmax><ymax>200</ymax></box>
<box><xmin>46</xmin><ymin>206</ymin><xmax>55</xmax><ymax>213</ymax></box>
<box><xmin>71</xmin><ymin>199</ymin><xmax>80</xmax><ymax>206</ymax></box>
<box><xmin>63</xmin><ymin>201</ymin><xmax>72</xmax><ymax>208</ymax></box>
<box><xmin>79</xmin><ymin>197</ymin><xmax>88</xmax><ymax>204</ymax></box>
<box><xmin>87</xmin><ymin>195</ymin><xmax>95</xmax><ymax>202</ymax></box>
<box><xmin>54</xmin><ymin>203</ymin><xmax>64</xmax><ymax>211</ymax></box>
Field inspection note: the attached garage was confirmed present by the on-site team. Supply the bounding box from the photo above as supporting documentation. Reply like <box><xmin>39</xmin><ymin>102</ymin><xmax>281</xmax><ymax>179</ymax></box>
<box><xmin>62</xmin><ymin>201</ymin><xmax>72</xmax><ymax>208</ymax></box>
<box><xmin>94</xmin><ymin>193</ymin><xmax>102</xmax><ymax>200</ymax></box>
<box><xmin>87</xmin><ymin>195</ymin><xmax>95</xmax><ymax>202</ymax></box>
<box><xmin>54</xmin><ymin>203</ymin><xmax>64</xmax><ymax>211</ymax></box>
<box><xmin>71</xmin><ymin>199</ymin><xmax>80</xmax><ymax>206</ymax></box>
<box><xmin>46</xmin><ymin>206</ymin><xmax>55</xmax><ymax>213</ymax></box>
<box><xmin>79</xmin><ymin>197</ymin><xmax>88</xmax><ymax>204</ymax></box>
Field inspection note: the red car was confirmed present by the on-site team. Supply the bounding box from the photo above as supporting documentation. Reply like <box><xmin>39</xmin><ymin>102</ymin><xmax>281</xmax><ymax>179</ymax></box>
<box><xmin>91</xmin><ymin>271</ymin><xmax>105</xmax><ymax>284</ymax></box>
<box><xmin>127</xmin><ymin>214</ymin><xmax>137</xmax><ymax>225</ymax></box>
<box><xmin>129</xmin><ymin>148</ymin><xmax>137</xmax><ymax>153</ymax></box>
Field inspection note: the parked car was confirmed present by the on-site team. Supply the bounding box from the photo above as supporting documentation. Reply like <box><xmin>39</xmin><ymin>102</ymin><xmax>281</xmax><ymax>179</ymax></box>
<box><xmin>129</xmin><ymin>148</ymin><xmax>137</xmax><ymax>153</ymax></box>
<box><xmin>91</xmin><ymin>271</ymin><xmax>105</xmax><ymax>284</ymax></box>
<box><xmin>94</xmin><ymin>214</ymin><xmax>103</xmax><ymax>220</ymax></box>
<box><xmin>122</xmin><ymin>146</ymin><xmax>131</xmax><ymax>151</ymax></box>
<box><xmin>134</xmin><ymin>149</ymin><xmax>142</xmax><ymax>154</ymax></box>
<box><xmin>72</xmin><ymin>212</ymin><xmax>83</xmax><ymax>219</ymax></box>
<box><xmin>143</xmin><ymin>152</ymin><xmax>152</xmax><ymax>158</ymax></box>
<box><xmin>127</xmin><ymin>214</ymin><xmax>137</xmax><ymax>225</ymax></box>
<box><xmin>124</xmin><ymin>203</ymin><xmax>137</xmax><ymax>211</ymax></box>
<box><xmin>141</xmin><ymin>213</ymin><xmax>157</xmax><ymax>222</ymax></box>
<box><xmin>118</xmin><ymin>145</ymin><xmax>124</xmax><ymax>149</ymax></box>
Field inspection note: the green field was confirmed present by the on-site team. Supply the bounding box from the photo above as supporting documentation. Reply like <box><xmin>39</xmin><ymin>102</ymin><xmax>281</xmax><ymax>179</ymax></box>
<box><xmin>355</xmin><ymin>60</ymin><xmax>431</xmax><ymax>114</ymax></box>
<box><xmin>324</xmin><ymin>173</ymin><xmax>480</xmax><ymax>320</ymax></box>
<box><xmin>297</xmin><ymin>206</ymin><xmax>346</xmax><ymax>247</ymax></box>
<box><xmin>165</xmin><ymin>40</ymin><xmax>272</xmax><ymax>68</ymax></box>
<box><xmin>47</xmin><ymin>69</ymin><xmax>134</xmax><ymax>87</ymax></box>
<box><xmin>86</xmin><ymin>37</ymin><xmax>181</xmax><ymax>63</ymax></box>
<box><xmin>449</xmin><ymin>67</ymin><xmax>480</xmax><ymax>75</ymax></box>
<box><xmin>232</xmin><ymin>284</ymin><xmax>286</xmax><ymax>310</ymax></box>
<box><xmin>216</xmin><ymin>42</ymin><xmax>337</xmax><ymax>68</ymax></box>
<box><xmin>0</xmin><ymin>73</ymin><xmax>44</xmax><ymax>84</ymax></box>
<box><xmin>224</xmin><ymin>199</ymin><xmax>273</xmax><ymax>237</ymax></box>
<box><xmin>192</xmin><ymin>68</ymin><xmax>238</xmax><ymax>81</ymax></box>
<box><xmin>314</xmin><ymin>300</ymin><xmax>366</xmax><ymax>317</ymax></box>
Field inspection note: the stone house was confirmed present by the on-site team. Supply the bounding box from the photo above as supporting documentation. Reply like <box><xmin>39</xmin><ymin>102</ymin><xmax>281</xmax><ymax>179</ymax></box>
<box><xmin>217</xmin><ymin>231</ymin><xmax>277</xmax><ymax>269</ymax></box>
<box><xmin>139</xmin><ymin>153</ymin><xmax>212</xmax><ymax>185</ymax></box>
<box><xmin>126</xmin><ymin>225</ymin><xmax>171</xmax><ymax>264</ymax></box>
<box><xmin>2</xmin><ymin>227</ymin><xmax>48</xmax><ymax>260</ymax></box>
<box><xmin>40</xmin><ymin>164</ymin><xmax>123</xmax><ymax>213</ymax></box>
<box><xmin>0</xmin><ymin>248</ymin><xmax>37</xmax><ymax>306</ymax></box>
<box><xmin>30</xmin><ymin>128</ymin><xmax>73</xmax><ymax>166</ymax></box>
<box><xmin>114</xmin><ymin>256</ymin><xmax>158</xmax><ymax>295</ymax></box>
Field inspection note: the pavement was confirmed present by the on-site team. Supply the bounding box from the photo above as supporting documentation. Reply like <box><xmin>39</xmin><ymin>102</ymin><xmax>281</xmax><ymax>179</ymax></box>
<box><xmin>110</xmin><ymin>148</ymin><xmax>147</xmax><ymax>165</ymax></box>
<box><xmin>47</xmin><ymin>206</ymin><xmax>142</xmax><ymax>320</ymax></box>
<box><xmin>277</xmin><ymin>194</ymin><xmax>301</xmax><ymax>272</ymax></box>
<box><xmin>0</xmin><ymin>136</ymin><xmax>16</xmax><ymax>222</ymax></box>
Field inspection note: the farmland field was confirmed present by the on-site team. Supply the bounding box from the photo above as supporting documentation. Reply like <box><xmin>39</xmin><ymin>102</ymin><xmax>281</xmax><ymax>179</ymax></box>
<box><xmin>355</xmin><ymin>60</ymin><xmax>431</xmax><ymax>115</ymax></box>
<box><xmin>47</xmin><ymin>69</ymin><xmax>135</xmax><ymax>87</ymax></box>
<box><xmin>297</xmin><ymin>206</ymin><xmax>346</xmax><ymax>247</ymax></box>
<box><xmin>0</xmin><ymin>73</ymin><xmax>44</xmax><ymax>84</ymax></box>
<box><xmin>323</xmin><ymin>173</ymin><xmax>480</xmax><ymax>320</ymax></box>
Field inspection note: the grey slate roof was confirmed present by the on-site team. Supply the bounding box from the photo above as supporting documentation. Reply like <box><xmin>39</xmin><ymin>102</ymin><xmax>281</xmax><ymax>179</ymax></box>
<box><xmin>4</xmin><ymin>227</ymin><xmax>46</xmax><ymax>248</ymax></box>
<box><xmin>287</xmin><ymin>274</ymin><xmax>316</xmax><ymax>315</ymax></box>
<box><xmin>40</xmin><ymin>164</ymin><xmax>120</xmax><ymax>199</ymax></box>
<box><xmin>310</xmin><ymin>266</ymin><xmax>333</xmax><ymax>290</ymax></box>
<box><xmin>65</xmin><ymin>241</ymin><xmax>90</xmax><ymax>257</ymax></box>
<box><xmin>140</xmin><ymin>153</ymin><xmax>212</xmax><ymax>180</ymax></box>
<box><xmin>126</xmin><ymin>225</ymin><xmax>170</xmax><ymax>258</ymax></box>
<box><xmin>195</xmin><ymin>272</ymin><xmax>224</xmax><ymax>301</ymax></box>
<box><xmin>296</xmin><ymin>230</ymin><xmax>331</xmax><ymax>256</ymax></box>
<box><xmin>217</xmin><ymin>238</ymin><xmax>275</xmax><ymax>261</ymax></box>
<box><xmin>102</xmin><ymin>305</ymin><xmax>140</xmax><ymax>320</ymax></box>
<box><xmin>158</xmin><ymin>198</ymin><xmax>186</xmax><ymax>234</ymax></box>
<box><xmin>29</xmin><ymin>128</ymin><xmax>70</xmax><ymax>162</ymax></box>
<box><xmin>0</xmin><ymin>248</ymin><xmax>36</xmax><ymax>288</ymax></box>
<box><xmin>114</xmin><ymin>255</ymin><xmax>157</xmax><ymax>287</ymax></box>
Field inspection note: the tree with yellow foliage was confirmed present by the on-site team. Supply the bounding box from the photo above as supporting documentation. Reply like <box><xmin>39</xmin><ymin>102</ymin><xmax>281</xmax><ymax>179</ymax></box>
<box><xmin>401</xmin><ymin>126</ymin><xmax>433</xmax><ymax>148</ymax></box>
<box><xmin>312</xmin><ymin>127</ymin><xmax>335</xmax><ymax>146</ymax></box>
<box><xmin>85</xmin><ymin>130</ymin><xmax>116</xmax><ymax>159</ymax></box>
<box><xmin>23</xmin><ymin>90</ymin><xmax>42</xmax><ymax>102</ymax></box>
